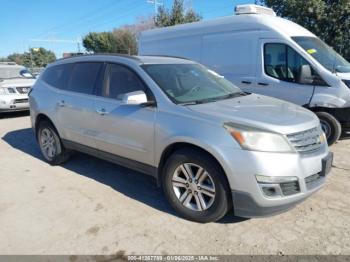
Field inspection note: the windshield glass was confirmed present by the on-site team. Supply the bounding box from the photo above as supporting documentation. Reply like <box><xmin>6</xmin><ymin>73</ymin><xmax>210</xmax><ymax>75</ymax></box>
<box><xmin>292</xmin><ymin>36</ymin><xmax>350</xmax><ymax>73</ymax></box>
<box><xmin>142</xmin><ymin>64</ymin><xmax>243</xmax><ymax>104</ymax></box>
<box><xmin>0</xmin><ymin>67</ymin><xmax>35</xmax><ymax>80</ymax></box>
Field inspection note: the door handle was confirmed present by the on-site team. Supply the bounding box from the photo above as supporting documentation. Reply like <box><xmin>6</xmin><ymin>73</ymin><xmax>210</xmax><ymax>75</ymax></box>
<box><xmin>58</xmin><ymin>100</ymin><xmax>65</xmax><ymax>107</ymax></box>
<box><xmin>258</xmin><ymin>82</ymin><xmax>269</xmax><ymax>86</ymax></box>
<box><xmin>241</xmin><ymin>81</ymin><xmax>252</xmax><ymax>84</ymax></box>
<box><xmin>96</xmin><ymin>108</ymin><xmax>107</xmax><ymax>115</ymax></box>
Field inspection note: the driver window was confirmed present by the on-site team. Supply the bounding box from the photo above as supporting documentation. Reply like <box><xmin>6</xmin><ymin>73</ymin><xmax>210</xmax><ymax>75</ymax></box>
<box><xmin>104</xmin><ymin>64</ymin><xmax>146</xmax><ymax>100</ymax></box>
<box><xmin>264</xmin><ymin>43</ymin><xmax>318</xmax><ymax>85</ymax></box>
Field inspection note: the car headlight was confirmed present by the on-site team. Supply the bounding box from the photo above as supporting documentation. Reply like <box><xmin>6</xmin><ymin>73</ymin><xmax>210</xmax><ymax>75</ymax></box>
<box><xmin>342</xmin><ymin>79</ymin><xmax>350</xmax><ymax>88</ymax></box>
<box><xmin>224</xmin><ymin>123</ymin><xmax>294</xmax><ymax>153</ymax></box>
<box><xmin>0</xmin><ymin>87</ymin><xmax>7</xmax><ymax>95</ymax></box>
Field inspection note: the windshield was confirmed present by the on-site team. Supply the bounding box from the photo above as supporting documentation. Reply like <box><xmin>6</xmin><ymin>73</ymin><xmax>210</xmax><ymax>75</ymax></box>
<box><xmin>292</xmin><ymin>36</ymin><xmax>350</xmax><ymax>73</ymax></box>
<box><xmin>0</xmin><ymin>67</ymin><xmax>35</xmax><ymax>80</ymax></box>
<box><xmin>142</xmin><ymin>64</ymin><xmax>243</xmax><ymax>104</ymax></box>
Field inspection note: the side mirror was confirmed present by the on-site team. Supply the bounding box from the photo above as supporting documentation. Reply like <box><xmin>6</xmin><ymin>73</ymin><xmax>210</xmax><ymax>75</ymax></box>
<box><xmin>298</xmin><ymin>65</ymin><xmax>313</xmax><ymax>84</ymax></box>
<box><xmin>122</xmin><ymin>91</ymin><xmax>148</xmax><ymax>105</ymax></box>
<box><xmin>20</xmin><ymin>69</ymin><xmax>34</xmax><ymax>79</ymax></box>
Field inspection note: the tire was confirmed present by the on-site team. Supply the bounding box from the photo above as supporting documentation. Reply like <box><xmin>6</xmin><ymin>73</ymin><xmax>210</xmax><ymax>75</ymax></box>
<box><xmin>37</xmin><ymin>120</ymin><xmax>72</xmax><ymax>165</ymax></box>
<box><xmin>316</xmin><ymin>111</ymin><xmax>341</xmax><ymax>146</ymax></box>
<box><xmin>162</xmin><ymin>148</ymin><xmax>231</xmax><ymax>223</ymax></box>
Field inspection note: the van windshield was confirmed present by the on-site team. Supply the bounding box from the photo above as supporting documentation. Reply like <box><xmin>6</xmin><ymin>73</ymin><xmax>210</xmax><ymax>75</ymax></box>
<box><xmin>142</xmin><ymin>64</ymin><xmax>244</xmax><ymax>104</ymax></box>
<box><xmin>292</xmin><ymin>36</ymin><xmax>350</xmax><ymax>73</ymax></box>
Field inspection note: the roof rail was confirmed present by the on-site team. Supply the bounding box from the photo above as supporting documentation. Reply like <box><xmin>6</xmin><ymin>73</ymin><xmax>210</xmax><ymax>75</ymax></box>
<box><xmin>55</xmin><ymin>53</ymin><xmax>141</xmax><ymax>62</ymax></box>
<box><xmin>140</xmin><ymin>54</ymin><xmax>191</xmax><ymax>60</ymax></box>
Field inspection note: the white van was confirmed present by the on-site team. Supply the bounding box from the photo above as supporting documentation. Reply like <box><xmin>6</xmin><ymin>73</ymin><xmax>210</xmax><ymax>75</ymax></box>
<box><xmin>138</xmin><ymin>4</ymin><xmax>350</xmax><ymax>145</ymax></box>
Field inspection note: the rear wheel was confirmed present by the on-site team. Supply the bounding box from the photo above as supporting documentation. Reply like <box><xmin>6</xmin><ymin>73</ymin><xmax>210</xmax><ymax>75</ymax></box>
<box><xmin>162</xmin><ymin>148</ymin><xmax>231</xmax><ymax>223</ymax></box>
<box><xmin>37</xmin><ymin>120</ymin><xmax>72</xmax><ymax>165</ymax></box>
<box><xmin>316</xmin><ymin>111</ymin><xmax>341</xmax><ymax>146</ymax></box>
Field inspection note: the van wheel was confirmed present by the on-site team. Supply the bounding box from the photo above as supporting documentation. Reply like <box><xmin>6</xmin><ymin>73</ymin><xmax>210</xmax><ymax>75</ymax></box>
<box><xmin>316</xmin><ymin>112</ymin><xmax>341</xmax><ymax>146</ymax></box>
<box><xmin>37</xmin><ymin>120</ymin><xmax>72</xmax><ymax>165</ymax></box>
<box><xmin>162</xmin><ymin>148</ymin><xmax>231</xmax><ymax>223</ymax></box>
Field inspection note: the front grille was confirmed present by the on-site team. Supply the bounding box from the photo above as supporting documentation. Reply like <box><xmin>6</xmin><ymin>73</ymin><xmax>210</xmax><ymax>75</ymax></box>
<box><xmin>16</xmin><ymin>86</ymin><xmax>30</xmax><ymax>94</ymax></box>
<box><xmin>287</xmin><ymin>127</ymin><xmax>322</xmax><ymax>153</ymax></box>
<box><xmin>13</xmin><ymin>98</ymin><xmax>28</xmax><ymax>104</ymax></box>
<box><xmin>305</xmin><ymin>173</ymin><xmax>324</xmax><ymax>190</ymax></box>
<box><xmin>280</xmin><ymin>181</ymin><xmax>300</xmax><ymax>196</ymax></box>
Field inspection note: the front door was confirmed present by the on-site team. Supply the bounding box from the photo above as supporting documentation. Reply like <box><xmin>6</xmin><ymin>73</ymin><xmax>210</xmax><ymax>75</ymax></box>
<box><xmin>93</xmin><ymin>63</ymin><xmax>156</xmax><ymax>166</ymax></box>
<box><xmin>245</xmin><ymin>39</ymin><xmax>315</xmax><ymax>106</ymax></box>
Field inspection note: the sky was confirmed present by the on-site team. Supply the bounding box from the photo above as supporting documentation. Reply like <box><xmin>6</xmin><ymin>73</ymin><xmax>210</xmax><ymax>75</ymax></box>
<box><xmin>0</xmin><ymin>0</ymin><xmax>253</xmax><ymax>58</ymax></box>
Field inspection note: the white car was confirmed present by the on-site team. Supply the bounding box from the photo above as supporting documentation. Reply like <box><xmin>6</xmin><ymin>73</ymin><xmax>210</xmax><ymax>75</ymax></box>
<box><xmin>0</xmin><ymin>62</ymin><xmax>36</xmax><ymax>113</ymax></box>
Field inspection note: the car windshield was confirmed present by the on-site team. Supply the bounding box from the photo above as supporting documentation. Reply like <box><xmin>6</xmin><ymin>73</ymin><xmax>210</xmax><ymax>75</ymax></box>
<box><xmin>0</xmin><ymin>67</ymin><xmax>35</xmax><ymax>80</ymax></box>
<box><xmin>142</xmin><ymin>63</ymin><xmax>244</xmax><ymax>104</ymax></box>
<box><xmin>292</xmin><ymin>36</ymin><xmax>350</xmax><ymax>73</ymax></box>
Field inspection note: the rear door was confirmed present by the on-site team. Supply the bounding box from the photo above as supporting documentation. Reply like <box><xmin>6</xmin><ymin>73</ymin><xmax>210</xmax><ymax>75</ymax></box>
<box><xmin>57</xmin><ymin>62</ymin><xmax>104</xmax><ymax>148</ymax></box>
<box><xmin>93</xmin><ymin>63</ymin><xmax>156</xmax><ymax>166</ymax></box>
<box><xmin>249</xmin><ymin>39</ymin><xmax>315</xmax><ymax>106</ymax></box>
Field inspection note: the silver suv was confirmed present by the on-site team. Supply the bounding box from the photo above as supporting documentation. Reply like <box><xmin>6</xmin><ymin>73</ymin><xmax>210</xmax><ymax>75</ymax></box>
<box><xmin>29</xmin><ymin>55</ymin><xmax>332</xmax><ymax>222</ymax></box>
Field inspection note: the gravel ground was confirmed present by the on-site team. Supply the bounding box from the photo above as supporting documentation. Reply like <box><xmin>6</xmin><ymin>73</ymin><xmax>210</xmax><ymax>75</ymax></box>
<box><xmin>0</xmin><ymin>112</ymin><xmax>349</xmax><ymax>255</ymax></box>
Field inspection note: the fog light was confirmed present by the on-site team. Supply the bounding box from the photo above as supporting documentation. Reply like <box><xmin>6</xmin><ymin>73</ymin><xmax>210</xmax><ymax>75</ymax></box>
<box><xmin>256</xmin><ymin>175</ymin><xmax>298</xmax><ymax>184</ymax></box>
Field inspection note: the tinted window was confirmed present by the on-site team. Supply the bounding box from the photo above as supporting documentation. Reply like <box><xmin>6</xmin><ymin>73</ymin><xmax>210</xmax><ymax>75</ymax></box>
<box><xmin>66</xmin><ymin>62</ymin><xmax>102</xmax><ymax>94</ymax></box>
<box><xmin>104</xmin><ymin>64</ymin><xmax>146</xmax><ymax>100</ymax></box>
<box><xmin>264</xmin><ymin>43</ymin><xmax>323</xmax><ymax>85</ymax></box>
<box><xmin>41</xmin><ymin>64</ymin><xmax>72</xmax><ymax>89</ymax></box>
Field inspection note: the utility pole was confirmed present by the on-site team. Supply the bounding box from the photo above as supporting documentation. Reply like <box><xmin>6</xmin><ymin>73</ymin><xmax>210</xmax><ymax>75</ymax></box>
<box><xmin>147</xmin><ymin>0</ymin><xmax>163</xmax><ymax>14</ymax></box>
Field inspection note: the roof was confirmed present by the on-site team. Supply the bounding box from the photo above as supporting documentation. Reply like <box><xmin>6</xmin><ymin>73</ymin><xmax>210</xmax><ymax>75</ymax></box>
<box><xmin>52</xmin><ymin>54</ymin><xmax>194</xmax><ymax>66</ymax></box>
<box><xmin>140</xmin><ymin>14</ymin><xmax>314</xmax><ymax>41</ymax></box>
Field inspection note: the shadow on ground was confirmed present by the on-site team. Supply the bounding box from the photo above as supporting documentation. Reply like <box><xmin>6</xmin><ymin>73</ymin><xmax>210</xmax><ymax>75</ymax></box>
<box><xmin>0</xmin><ymin>111</ymin><xmax>30</xmax><ymax>119</ymax></box>
<box><xmin>2</xmin><ymin>127</ymin><xmax>248</xmax><ymax>224</ymax></box>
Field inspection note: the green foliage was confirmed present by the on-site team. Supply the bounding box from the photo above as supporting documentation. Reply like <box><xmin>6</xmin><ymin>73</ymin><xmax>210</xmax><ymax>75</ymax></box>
<box><xmin>82</xmin><ymin>32</ymin><xmax>115</xmax><ymax>53</ymax></box>
<box><xmin>262</xmin><ymin>0</ymin><xmax>350</xmax><ymax>61</ymax></box>
<box><xmin>6</xmin><ymin>48</ymin><xmax>56</xmax><ymax>68</ymax></box>
<box><xmin>82</xmin><ymin>29</ymin><xmax>138</xmax><ymax>54</ymax></box>
<box><xmin>155</xmin><ymin>0</ymin><xmax>202</xmax><ymax>27</ymax></box>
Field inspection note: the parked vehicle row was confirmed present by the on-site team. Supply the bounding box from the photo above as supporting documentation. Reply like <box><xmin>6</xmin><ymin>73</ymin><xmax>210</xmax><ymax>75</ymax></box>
<box><xmin>29</xmin><ymin>54</ymin><xmax>332</xmax><ymax>222</ymax></box>
<box><xmin>139</xmin><ymin>4</ymin><xmax>350</xmax><ymax>146</ymax></box>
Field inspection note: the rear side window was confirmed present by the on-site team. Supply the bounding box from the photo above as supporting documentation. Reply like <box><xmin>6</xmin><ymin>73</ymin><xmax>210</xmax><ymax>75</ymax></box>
<box><xmin>104</xmin><ymin>64</ymin><xmax>146</xmax><ymax>100</ymax></box>
<box><xmin>66</xmin><ymin>62</ymin><xmax>103</xmax><ymax>95</ymax></box>
<box><xmin>41</xmin><ymin>63</ymin><xmax>72</xmax><ymax>89</ymax></box>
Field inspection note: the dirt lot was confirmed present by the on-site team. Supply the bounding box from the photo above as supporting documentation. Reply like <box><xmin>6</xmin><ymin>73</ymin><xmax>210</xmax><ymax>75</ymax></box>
<box><xmin>0</xmin><ymin>112</ymin><xmax>349</xmax><ymax>255</ymax></box>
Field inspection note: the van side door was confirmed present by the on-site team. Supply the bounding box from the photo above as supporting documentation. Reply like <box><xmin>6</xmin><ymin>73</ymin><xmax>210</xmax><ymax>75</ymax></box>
<box><xmin>251</xmin><ymin>39</ymin><xmax>316</xmax><ymax>106</ymax></box>
<box><xmin>93</xmin><ymin>63</ymin><xmax>156</xmax><ymax>170</ymax></box>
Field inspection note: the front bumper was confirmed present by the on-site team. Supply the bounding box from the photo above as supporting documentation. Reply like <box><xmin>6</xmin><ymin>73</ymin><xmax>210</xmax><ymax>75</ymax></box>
<box><xmin>0</xmin><ymin>95</ymin><xmax>29</xmax><ymax>112</ymax></box>
<box><xmin>218</xmin><ymin>145</ymin><xmax>331</xmax><ymax>218</ymax></box>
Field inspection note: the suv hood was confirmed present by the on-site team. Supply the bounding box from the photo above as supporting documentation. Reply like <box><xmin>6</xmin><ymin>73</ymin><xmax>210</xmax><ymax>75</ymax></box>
<box><xmin>0</xmin><ymin>78</ymin><xmax>36</xmax><ymax>88</ymax></box>
<box><xmin>187</xmin><ymin>94</ymin><xmax>319</xmax><ymax>135</ymax></box>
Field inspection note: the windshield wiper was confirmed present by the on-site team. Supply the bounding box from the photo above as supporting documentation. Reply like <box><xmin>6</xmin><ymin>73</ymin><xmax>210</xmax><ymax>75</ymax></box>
<box><xmin>179</xmin><ymin>92</ymin><xmax>250</xmax><ymax>106</ymax></box>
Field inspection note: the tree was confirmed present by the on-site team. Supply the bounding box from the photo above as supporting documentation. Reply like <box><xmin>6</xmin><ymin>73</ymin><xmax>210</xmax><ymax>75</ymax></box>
<box><xmin>112</xmin><ymin>28</ymin><xmax>138</xmax><ymax>55</ymax></box>
<box><xmin>261</xmin><ymin>0</ymin><xmax>350</xmax><ymax>61</ymax></box>
<box><xmin>155</xmin><ymin>0</ymin><xmax>202</xmax><ymax>27</ymax></box>
<box><xmin>7</xmin><ymin>48</ymin><xmax>56</xmax><ymax>68</ymax></box>
<box><xmin>82</xmin><ymin>32</ymin><xmax>116</xmax><ymax>53</ymax></box>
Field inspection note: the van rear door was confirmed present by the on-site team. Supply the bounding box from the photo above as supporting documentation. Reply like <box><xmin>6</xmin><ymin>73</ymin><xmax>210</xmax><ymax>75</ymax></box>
<box><xmin>249</xmin><ymin>39</ymin><xmax>315</xmax><ymax>106</ymax></box>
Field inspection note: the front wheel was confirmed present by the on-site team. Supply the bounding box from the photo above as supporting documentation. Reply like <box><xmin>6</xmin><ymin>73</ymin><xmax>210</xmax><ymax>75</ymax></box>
<box><xmin>162</xmin><ymin>148</ymin><xmax>231</xmax><ymax>223</ymax></box>
<box><xmin>316</xmin><ymin>111</ymin><xmax>341</xmax><ymax>146</ymax></box>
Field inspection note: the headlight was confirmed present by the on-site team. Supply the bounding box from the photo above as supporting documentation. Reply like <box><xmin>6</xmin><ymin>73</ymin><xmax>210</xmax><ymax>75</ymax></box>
<box><xmin>224</xmin><ymin>123</ymin><xmax>294</xmax><ymax>153</ymax></box>
<box><xmin>342</xmin><ymin>79</ymin><xmax>350</xmax><ymax>88</ymax></box>
<box><xmin>0</xmin><ymin>87</ymin><xmax>7</xmax><ymax>95</ymax></box>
